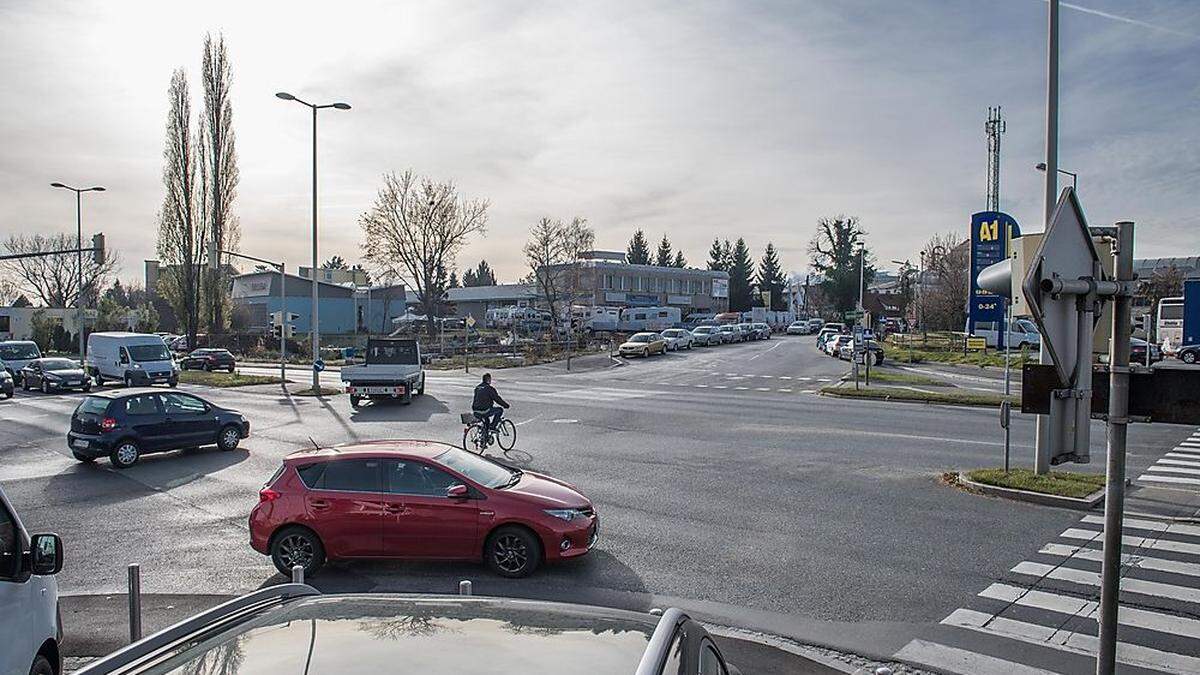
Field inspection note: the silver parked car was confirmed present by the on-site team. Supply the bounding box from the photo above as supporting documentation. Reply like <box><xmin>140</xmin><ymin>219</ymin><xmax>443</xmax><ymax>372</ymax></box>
<box><xmin>660</xmin><ymin>328</ymin><xmax>695</xmax><ymax>351</ymax></box>
<box><xmin>690</xmin><ymin>325</ymin><xmax>723</xmax><ymax>346</ymax></box>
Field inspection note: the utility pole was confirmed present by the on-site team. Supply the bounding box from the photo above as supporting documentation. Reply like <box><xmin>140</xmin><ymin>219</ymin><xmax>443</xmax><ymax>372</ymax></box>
<box><xmin>1034</xmin><ymin>0</ymin><xmax>1060</xmax><ymax>475</ymax></box>
<box><xmin>50</xmin><ymin>183</ymin><xmax>105</xmax><ymax>358</ymax></box>
<box><xmin>985</xmin><ymin>107</ymin><xmax>1005</xmax><ymax>212</ymax></box>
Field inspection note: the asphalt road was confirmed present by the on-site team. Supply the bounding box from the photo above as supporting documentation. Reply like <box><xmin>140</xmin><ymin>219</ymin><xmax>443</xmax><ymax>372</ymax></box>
<box><xmin>1</xmin><ymin>334</ymin><xmax>1194</xmax><ymax>666</ymax></box>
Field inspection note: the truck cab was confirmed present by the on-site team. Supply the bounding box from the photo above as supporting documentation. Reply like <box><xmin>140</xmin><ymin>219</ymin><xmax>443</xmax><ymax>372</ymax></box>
<box><xmin>340</xmin><ymin>338</ymin><xmax>426</xmax><ymax>409</ymax></box>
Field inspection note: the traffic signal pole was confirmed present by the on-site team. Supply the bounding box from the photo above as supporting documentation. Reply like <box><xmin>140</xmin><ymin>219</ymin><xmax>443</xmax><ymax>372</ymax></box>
<box><xmin>1096</xmin><ymin>221</ymin><xmax>1134</xmax><ymax>675</ymax></box>
<box><xmin>1035</xmin><ymin>0</ymin><xmax>1060</xmax><ymax>475</ymax></box>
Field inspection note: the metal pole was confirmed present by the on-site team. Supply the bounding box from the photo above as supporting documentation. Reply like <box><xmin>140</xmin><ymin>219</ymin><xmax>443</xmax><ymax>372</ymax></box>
<box><xmin>1004</xmin><ymin>223</ymin><xmax>1013</xmax><ymax>397</ymax></box>
<box><xmin>280</xmin><ymin>264</ymin><xmax>287</xmax><ymax>385</ymax></box>
<box><xmin>1096</xmin><ymin>221</ymin><xmax>1133</xmax><ymax>675</ymax></box>
<box><xmin>127</xmin><ymin>563</ymin><xmax>142</xmax><ymax>642</ymax></box>
<box><xmin>1034</xmin><ymin>0</ymin><xmax>1060</xmax><ymax>476</ymax></box>
<box><xmin>857</xmin><ymin>246</ymin><xmax>865</xmax><ymax>325</ymax></box>
<box><xmin>459</xmin><ymin>579</ymin><xmax>472</xmax><ymax>596</ymax></box>
<box><xmin>76</xmin><ymin>191</ymin><xmax>85</xmax><ymax>359</ymax></box>
<box><xmin>292</xmin><ymin>564</ymin><xmax>305</xmax><ymax>584</ymax></box>
<box><xmin>310</xmin><ymin>104</ymin><xmax>320</xmax><ymax>391</ymax></box>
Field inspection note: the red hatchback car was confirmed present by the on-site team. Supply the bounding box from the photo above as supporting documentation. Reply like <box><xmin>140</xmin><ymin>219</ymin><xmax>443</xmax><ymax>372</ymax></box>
<box><xmin>249</xmin><ymin>440</ymin><xmax>598</xmax><ymax>578</ymax></box>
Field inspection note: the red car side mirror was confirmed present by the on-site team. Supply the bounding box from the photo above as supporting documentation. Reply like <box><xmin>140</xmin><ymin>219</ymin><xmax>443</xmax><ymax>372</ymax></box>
<box><xmin>446</xmin><ymin>484</ymin><xmax>469</xmax><ymax>499</ymax></box>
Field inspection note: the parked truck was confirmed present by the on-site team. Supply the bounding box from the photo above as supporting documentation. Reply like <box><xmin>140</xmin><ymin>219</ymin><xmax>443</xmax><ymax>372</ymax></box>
<box><xmin>340</xmin><ymin>338</ymin><xmax>426</xmax><ymax>409</ymax></box>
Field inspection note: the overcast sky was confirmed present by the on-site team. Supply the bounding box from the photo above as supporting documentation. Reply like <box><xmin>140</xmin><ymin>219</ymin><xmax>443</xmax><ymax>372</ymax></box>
<box><xmin>1</xmin><ymin>0</ymin><xmax>1197</xmax><ymax>289</ymax></box>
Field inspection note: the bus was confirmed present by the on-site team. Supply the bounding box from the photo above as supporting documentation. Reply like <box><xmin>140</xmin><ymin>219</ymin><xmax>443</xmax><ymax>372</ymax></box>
<box><xmin>1157</xmin><ymin>296</ymin><xmax>1184</xmax><ymax>354</ymax></box>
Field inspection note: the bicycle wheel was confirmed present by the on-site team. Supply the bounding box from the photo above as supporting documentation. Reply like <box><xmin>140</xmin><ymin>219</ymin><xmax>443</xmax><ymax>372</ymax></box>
<box><xmin>463</xmin><ymin>424</ymin><xmax>486</xmax><ymax>454</ymax></box>
<box><xmin>497</xmin><ymin>419</ymin><xmax>517</xmax><ymax>451</ymax></box>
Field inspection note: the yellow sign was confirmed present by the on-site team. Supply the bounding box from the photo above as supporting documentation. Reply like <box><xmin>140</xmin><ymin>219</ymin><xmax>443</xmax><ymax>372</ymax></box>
<box><xmin>966</xmin><ymin>337</ymin><xmax>987</xmax><ymax>351</ymax></box>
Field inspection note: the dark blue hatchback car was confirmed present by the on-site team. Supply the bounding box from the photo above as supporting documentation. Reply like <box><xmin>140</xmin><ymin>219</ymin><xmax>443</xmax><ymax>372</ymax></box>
<box><xmin>67</xmin><ymin>389</ymin><xmax>249</xmax><ymax>468</ymax></box>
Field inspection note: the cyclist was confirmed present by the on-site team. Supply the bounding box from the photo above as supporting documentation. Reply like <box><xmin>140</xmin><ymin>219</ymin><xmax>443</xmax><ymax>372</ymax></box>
<box><xmin>472</xmin><ymin>373</ymin><xmax>509</xmax><ymax>435</ymax></box>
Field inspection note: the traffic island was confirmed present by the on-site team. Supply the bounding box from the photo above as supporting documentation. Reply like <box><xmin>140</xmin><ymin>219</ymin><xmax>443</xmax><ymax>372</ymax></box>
<box><xmin>289</xmin><ymin>385</ymin><xmax>342</xmax><ymax>396</ymax></box>
<box><xmin>948</xmin><ymin>468</ymin><xmax>1106</xmax><ymax>509</ymax></box>
<box><xmin>177</xmin><ymin>371</ymin><xmax>286</xmax><ymax>388</ymax></box>
<box><xmin>819</xmin><ymin>381</ymin><xmax>1014</xmax><ymax>408</ymax></box>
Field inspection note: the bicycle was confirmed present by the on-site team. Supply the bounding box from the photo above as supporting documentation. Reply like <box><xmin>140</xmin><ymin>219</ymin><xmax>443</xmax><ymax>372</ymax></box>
<box><xmin>461</xmin><ymin>411</ymin><xmax>517</xmax><ymax>454</ymax></box>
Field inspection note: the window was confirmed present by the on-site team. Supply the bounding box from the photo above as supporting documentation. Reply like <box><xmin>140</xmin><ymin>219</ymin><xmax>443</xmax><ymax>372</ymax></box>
<box><xmin>661</xmin><ymin>627</ymin><xmax>685</xmax><ymax>675</ymax></box>
<box><xmin>124</xmin><ymin>395</ymin><xmax>160</xmax><ymax>416</ymax></box>
<box><xmin>0</xmin><ymin>316</ymin><xmax>9</xmax><ymax>333</ymax></box>
<box><xmin>162</xmin><ymin>393</ymin><xmax>207</xmax><ymax>415</ymax></box>
<box><xmin>307</xmin><ymin>459</ymin><xmax>381</xmax><ymax>492</ymax></box>
<box><xmin>384</xmin><ymin>460</ymin><xmax>459</xmax><ymax>496</ymax></box>
<box><xmin>128</xmin><ymin>343</ymin><xmax>171</xmax><ymax>362</ymax></box>
<box><xmin>699</xmin><ymin>641</ymin><xmax>727</xmax><ymax>675</ymax></box>
<box><xmin>435</xmin><ymin>448</ymin><xmax>517</xmax><ymax>488</ymax></box>
<box><xmin>0</xmin><ymin>502</ymin><xmax>20</xmax><ymax>580</ymax></box>
<box><xmin>77</xmin><ymin>396</ymin><xmax>110</xmax><ymax>416</ymax></box>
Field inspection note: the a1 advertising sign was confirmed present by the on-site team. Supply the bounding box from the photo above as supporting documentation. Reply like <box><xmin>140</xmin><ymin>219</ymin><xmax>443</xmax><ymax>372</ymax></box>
<box><xmin>969</xmin><ymin>211</ymin><xmax>1020</xmax><ymax>340</ymax></box>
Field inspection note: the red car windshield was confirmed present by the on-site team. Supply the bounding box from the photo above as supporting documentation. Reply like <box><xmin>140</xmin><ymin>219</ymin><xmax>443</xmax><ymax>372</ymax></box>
<box><xmin>435</xmin><ymin>447</ymin><xmax>519</xmax><ymax>488</ymax></box>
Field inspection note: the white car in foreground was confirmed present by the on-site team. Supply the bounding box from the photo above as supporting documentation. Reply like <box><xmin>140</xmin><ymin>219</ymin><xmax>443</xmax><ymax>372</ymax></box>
<box><xmin>0</xmin><ymin>484</ymin><xmax>64</xmax><ymax>675</ymax></box>
<box><xmin>660</xmin><ymin>328</ymin><xmax>694</xmax><ymax>351</ymax></box>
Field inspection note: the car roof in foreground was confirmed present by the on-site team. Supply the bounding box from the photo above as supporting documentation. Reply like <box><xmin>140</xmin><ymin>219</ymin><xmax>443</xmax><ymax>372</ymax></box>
<box><xmin>285</xmin><ymin>439</ymin><xmax>457</xmax><ymax>463</ymax></box>
<box><xmin>99</xmin><ymin>593</ymin><xmax>660</xmax><ymax>675</ymax></box>
<box><xmin>83</xmin><ymin>387</ymin><xmax>182</xmax><ymax>401</ymax></box>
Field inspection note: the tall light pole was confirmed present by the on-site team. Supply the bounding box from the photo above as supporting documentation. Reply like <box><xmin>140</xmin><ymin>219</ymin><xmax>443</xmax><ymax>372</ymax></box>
<box><xmin>50</xmin><ymin>182</ymin><xmax>105</xmax><ymax>360</ymax></box>
<box><xmin>856</xmin><ymin>243</ymin><xmax>866</xmax><ymax>327</ymax></box>
<box><xmin>276</xmin><ymin>92</ymin><xmax>350</xmax><ymax>390</ymax></box>
<box><xmin>1035</xmin><ymin>162</ymin><xmax>1077</xmax><ymax>190</ymax></box>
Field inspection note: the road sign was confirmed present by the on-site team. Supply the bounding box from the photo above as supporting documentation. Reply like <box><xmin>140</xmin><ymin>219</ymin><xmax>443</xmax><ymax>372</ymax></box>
<box><xmin>969</xmin><ymin>211</ymin><xmax>1020</xmax><ymax>339</ymax></box>
<box><xmin>1021</xmin><ymin>188</ymin><xmax>1101</xmax><ymax>387</ymax></box>
<box><xmin>313</xmin><ymin>359</ymin><xmax>325</xmax><ymax>373</ymax></box>
<box><xmin>465</xmin><ymin>314</ymin><xmax>476</xmax><ymax>329</ymax></box>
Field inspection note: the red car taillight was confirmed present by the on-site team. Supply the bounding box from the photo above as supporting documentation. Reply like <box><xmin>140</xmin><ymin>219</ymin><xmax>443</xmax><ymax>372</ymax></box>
<box><xmin>259</xmin><ymin>488</ymin><xmax>281</xmax><ymax>503</ymax></box>
<box><xmin>100</xmin><ymin>417</ymin><xmax>117</xmax><ymax>432</ymax></box>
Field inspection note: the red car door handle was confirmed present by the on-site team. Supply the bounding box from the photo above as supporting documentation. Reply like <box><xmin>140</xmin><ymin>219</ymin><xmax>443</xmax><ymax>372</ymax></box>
<box><xmin>309</xmin><ymin>500</ymin><xmax>330</xmax><ymax>510</ymax></box>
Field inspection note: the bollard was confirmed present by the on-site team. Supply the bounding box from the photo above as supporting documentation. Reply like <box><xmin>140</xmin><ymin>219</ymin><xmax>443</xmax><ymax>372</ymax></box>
<box><xmin>874</xmin><ymin>668</ymin><xmax>893</xmax><ymax>675</ymax></box>
<box><xmin>459</xmin><ymin>579</ymin><xmax>472</xmax><ymax>596</ymax></box>
<box><xmin>127</xmin><ymin>563</ymin><xmax>142</xmax><ymax>643</ymax></box>
<box><xmin>292</xmin><ymin>564</ymin><xmax>304</xmax><ymax>585</ymax></box>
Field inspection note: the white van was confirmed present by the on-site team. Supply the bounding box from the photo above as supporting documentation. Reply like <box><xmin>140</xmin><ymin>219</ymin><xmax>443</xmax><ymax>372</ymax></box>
<box><xmin>0</xmin><ymin>484</ymin><xmax>64</xmax><ymax>675</ymax></box>
<box><xmin>0</xmin><ymin>340</ymin><xmax>43</xmax><ymax>385</ymax></box>
<box><xmin>86</xmin><ymin>332</ymin><xmax>180</xmax><ymax>387</ymax></box>
<box><xmin>974</xmin><ymin>318</ymin><xmax>1041</xmax><ymax>349</ymax></box>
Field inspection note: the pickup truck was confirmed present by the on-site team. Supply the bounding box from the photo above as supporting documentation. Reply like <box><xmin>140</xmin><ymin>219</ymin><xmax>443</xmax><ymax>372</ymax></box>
<box><xmin>340</xmin><ymin>338</ymin><xmax>426</xmax><ymax>409</ymax></box>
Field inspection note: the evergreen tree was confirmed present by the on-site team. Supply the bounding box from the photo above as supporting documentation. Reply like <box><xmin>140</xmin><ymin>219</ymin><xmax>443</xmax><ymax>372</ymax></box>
<box><xmin>756</xmin><ymin>242</ymin><xmax>787</xmax><ymax>311</ymax></box>
<box><xmin>728</xmin><ymin>238</ymin><xmax>755</xmax><ymax>311</ymax></box>
<box><xmin>449</xmin><ymin>271</ymin><xmax>460</xmax><ymax>288</ymax></box>
<box><xmin>721</xmin><ymin>240</ymin><xmax>733</xmax><ymax>270</ymax></box>
<box><xmin>626</xmin><ymin>230</ymin><xmax>651</xmax><ymax>265</ymax></box>
<box><xmin>655</xmin><ymin>236</ymin><xmax>674</xmax><ymax>266</ymax></box>
<box><xmin>707</xmin><ymin>239</ymin><xmax>725</xmax><ymax>271</ymax></box>
<box><xmin>808</xmin><ymin>216</ymin><xmax>875</xmax><ymax>316</ymax></box>
<box><xmin>672</xmin><ymin>251</ymin><xmax>687</xmax><ymax>268</ymax></box>
<box><xmin>461</xmin><ymin>260</ymin><xmax>496</xmax><ymax>287</ymax></box>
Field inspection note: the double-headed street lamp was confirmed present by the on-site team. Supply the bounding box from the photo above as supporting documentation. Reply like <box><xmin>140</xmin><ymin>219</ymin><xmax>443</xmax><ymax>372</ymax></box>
<box><xmin>275</xmin><ymin>92</ymin><xmax>350</xmax><ymax>390</ymax></box>
<box><xmin>50</xmin><ymin>182</ymin><xmax>105</xmax><ymax>359</ymax></box>
<box><xmin>1035</xmin><ymin>162</ymin><xmax>1077</xmax><ymax>190</ymax></box>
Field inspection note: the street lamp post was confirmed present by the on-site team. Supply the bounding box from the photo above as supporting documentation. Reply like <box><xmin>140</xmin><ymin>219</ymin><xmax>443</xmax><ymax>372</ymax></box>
<box><xmin>276</xmin><ymin>92</ymin><xmax>350</xmax><ymax>391</ymax></box>
<box><xmin>50</xmin><ymin>182</ymin><xmax>105</xmax><ymax>360</ymax></box>
<box><xmin>856</xmin><ymin>244</ymin><xmax>865</xmax><ymax>327</ymax></box>
<box><xmin>1035</xmin><ymin>162</ymin><xmax>1077</xmax><ymax>190</ymax></box>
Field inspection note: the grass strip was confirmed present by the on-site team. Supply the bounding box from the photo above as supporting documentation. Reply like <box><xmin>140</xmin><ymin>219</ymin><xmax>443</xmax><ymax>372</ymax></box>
<box><xmin>966</xmin><ymin>468</ymin><xmax>1105</xmax><ymax>499</ymax></box>
<box><xmin>820</xmin><ymin>384</ymin><xmax>1013</xmax><ymax>408</ymax></box>
<box><xmin>853</xmin><ymin>370</ymin><xmax>953</xmax><ymax>387</ymax></box>
<box><xmin>289</xmin><ymin>386</ymin><xmax>342</xmax><ymax>396</ymax></box>
<box><xmin>178</xmin><ymin>371</ymin><xmax>284</xmax><ymax>387</ymax></box>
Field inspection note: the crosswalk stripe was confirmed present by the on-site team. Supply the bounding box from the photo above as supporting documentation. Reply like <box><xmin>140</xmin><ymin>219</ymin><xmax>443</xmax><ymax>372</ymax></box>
<box><xmin>777</xmin><ymin>388</ymin><xmax>792</xmax><ymax>393</ymax></box>
<box><xmin>980</xmin><ymin>582</ymin><xmax>1200</xmax><ymax>639</ymax></box>
<box><xmin>755</xmin><ymin>387</ymin><xmax>771</xmax><ymax>392</ymax></box>
<box><xmin>1159</xmin><ymin>458</ymin><xmax>1200</xmax><ymax>468</ymax></box>
<box><xmin>1041</xmin><ymin>542</ymin><xmax>1200</xmax><ymax>579</ymax></box>
<box><xmin>734</xmin><ymin>386</ymin><xmax>748</xmax><ymax>390</ymax></box>
<box><xmin>778</xmin><ymin>376</ymin><xmax>792</xmax><ymax>380</ymax></box>
<box><xmin>1139</xmin><ymin>474</ymin><xmax>1200</xmax><ymax>487</ymax></box>
<box><xmin>893</xmin><ymin>639</ymin><xmax>1058</xmax><ymax>675</ymax></box>
<box><xmin>1079</xmin><ymin>514</ymin><xmax>1200</xmax><ymax>538</ymax></box>
<box><xmin>943</xmin><ymin>608</ymin><xmax>1200</xmax><ymax>674</ymax></box>
<box><xmin>1148</xmin><ymin>465</ymin><xmax>1200</xmax><ymax>476</ymax></box>
<box><xmin>694</xmin><ymin>384</ymin><xmax>708</xmax><ymax>388</ymax></box>
<box><xmin>1061</xmin><ymin>527</ymin><xmax>1200</xmax><ymax>556</ymax></box>
<box><xmin>1012</xmin><ymin>561</ymin><xmax>1200</xmax><ymax>603</ymax></box>
<box><xmin>1165</xmin><ymin>451</ymin><xmax>1200</xmax><ymax>460</ymax></box>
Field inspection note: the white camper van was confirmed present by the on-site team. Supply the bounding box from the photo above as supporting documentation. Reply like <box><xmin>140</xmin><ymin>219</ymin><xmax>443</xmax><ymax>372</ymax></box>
<box><xmin>86</xmin><ymin>332</ymin><xmax>180</xmax><ymax>387</ymax></box>
<box><xmin>618</xmin><ymin>306</ymin><xmax>682</xmax><ymax>332</ymax></box>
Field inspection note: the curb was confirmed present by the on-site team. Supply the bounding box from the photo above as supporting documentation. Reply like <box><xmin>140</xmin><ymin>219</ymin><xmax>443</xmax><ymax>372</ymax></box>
<box><xmin>818</xmin><ymin>386</ymin><xmax>1006</xmax><ymax>409</ymax></box>
<box><xmin>957</xmin><ymin>472</ymin><xmax>1104</xmax><ymax>510</ymax></box>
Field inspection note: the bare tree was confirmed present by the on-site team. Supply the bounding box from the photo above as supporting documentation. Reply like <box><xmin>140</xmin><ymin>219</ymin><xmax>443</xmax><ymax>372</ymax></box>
<box><xmin>360</xmin><ymin>170</ymin><xmax>488</xmax><ymax>336</ymax></box>
<box><xmin>1140</xmin><ymin>265</ymin><xmax>1184</xmax><ymax>319</ymax></box>
<box><xmin>920</xmin><ymin>232</ymin><xmax>969</xmax><ymax>331</ymax></box>
<box><xmin>1</xmin><ymin>232</ymin><xmax>118</xmax><ymax>307</ymax></box>
<box><xmin>200</xmin><ymin>33</ymin><xmax>239</xmax><ymax>334</ymax></box>
<box><xmin>0</xmin><ymin>275</ymin><xmax>18</xmax><ymax>306</ymax></box>
<box><xmin>156</xmin><ymin>68</ymin><xmax>207</xmax><ymax>348</ymax></box>
<box><xmin>524</xmin><ymin>217</ymin><xmax>594</xmax><ymax>333</ymax></box>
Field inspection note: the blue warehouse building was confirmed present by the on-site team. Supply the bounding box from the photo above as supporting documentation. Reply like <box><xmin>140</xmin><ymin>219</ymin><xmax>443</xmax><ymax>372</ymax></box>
<box><xmin>231</xmin><ymin>271</ymin><xmax>407</xmax><ymax>335</ymax></box>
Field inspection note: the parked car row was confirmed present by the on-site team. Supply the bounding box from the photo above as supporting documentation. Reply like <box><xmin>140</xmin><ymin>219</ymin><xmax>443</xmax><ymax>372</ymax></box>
<box><xmin>618</xmin><ymin>321</ymin><xmax>780</xmax><ymax>358</ymax></box>
<box><xmin>815</xmin><ymin>322</ymin><xmax>886</xmax><ymax>365</ymax></box>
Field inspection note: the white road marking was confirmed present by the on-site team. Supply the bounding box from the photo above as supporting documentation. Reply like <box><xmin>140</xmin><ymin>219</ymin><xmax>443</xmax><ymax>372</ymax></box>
<box><xmin>1160</xmin><ymin>458</ymin><xmax>1200</xmax><ymax>468</ymax></box>
<box><xmin>893</xmin><ymin>639</ymin><xmax>1058</xmax><ymax>675</ymax></box>
<box><xmin>1012</xmin><ymin>561</ymin><xmax>1200</xmax><ymax>603</ymax></box>
<box><xmin>1166</xmin><ymin>450</ymin><xmax>1200</xmax><ymax>459</ymax></box>
<box><xmin>759</xmin><ymin>374</ymin><xmax>774</xmax><ymax>378</ymax></box>
<box><xmin>1147</xmin><ymin>465</ymin><xmax>1200</xmax><ymax>476</ymax></box>
<box><xmin>802</xmin><ymin>389</ymin><xmax>817</xmax><ymax>394</ymax></box>
<box><xmin>1040</xmin><ymin>542</ymin><xmax>1200</xmax><ymax>579</ymax></box>
<box><xmin>694</xmin><ymin>384</ymin><xmax>708</xmax><ymax>388</ymax></box>
<box><xmin>980</xmin><ymin>582</ymin><xmax>1200</xmax><ymax>639</ymax></box>
<box><xmin>778</xmin><ymin>376</ymin><xmax>792</xmax><ymax>380</ymax></box>
<box><xmin>755</xmin><ymin>387</ymin><xmax>771</xmax><ymax>392</ymax></box>
<box><xmin>749</xmin><ymin>341</ymin><xmax>784</xmax><ymax>360</ymax></box>
<box><xmin>734</xmin><ymin>386</ymin><xmax>749</xmax><ymax>391</ymax></box>
<box><xmin>942</xmin><ymin>608</ymin><xmax>1200</xmax><ymax>674</ymax></box>
<box><xmin>1079</xmin><ymin>514</ymin><xmax>1200</xmax><ymax>538</ymax></box>
<box><xmin>1139</xmin><ymin>473</ymin><xmax>1200</xmax><ymax>487</ymax></box>
<box><xmin>713</xmin><ymin>385</ymin><xmax>728</xmax><ymax>389</ymax></box>
<box><xmin>777</xmin><ymin>388</ymin><xmax>792</xmax><ymax>393</ymax></box>
<box><xmin>1061</xmin><ymin>527</ymin><xmax>1200</xmax><ymax>556</ymax></box>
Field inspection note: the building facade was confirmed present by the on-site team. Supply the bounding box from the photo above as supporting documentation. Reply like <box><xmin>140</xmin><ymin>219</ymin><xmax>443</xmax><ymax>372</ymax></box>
<box><xmin>230</xmin><ymin>271</ymin><xmax>406</xmax><ymax>335</ymax></box>
<box><xmin>299</xmin><ymin>266</ymin><xmax>371</xmax><ymax>286</ymax></box>
<box><xmin>563</xmin><ymin>259</ymin><xmax>729</xmax><ymax>314</ymax></box>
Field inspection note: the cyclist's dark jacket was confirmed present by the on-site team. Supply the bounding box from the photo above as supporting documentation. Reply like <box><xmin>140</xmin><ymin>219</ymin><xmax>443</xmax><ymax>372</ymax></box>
<box><xmin>472</xmin><ymin>383</ymin><xmax>509</xmax><ymax>411</ymax></box>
